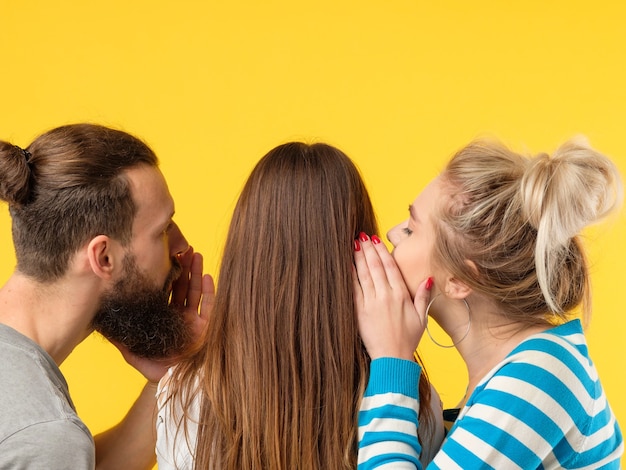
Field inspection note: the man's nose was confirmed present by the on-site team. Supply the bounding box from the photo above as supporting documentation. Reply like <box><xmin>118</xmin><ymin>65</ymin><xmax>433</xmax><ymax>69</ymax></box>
<box><xmin>169</xmin><ymin>221</ymin><xmax>189</xmax><ymax>257</ymax></box>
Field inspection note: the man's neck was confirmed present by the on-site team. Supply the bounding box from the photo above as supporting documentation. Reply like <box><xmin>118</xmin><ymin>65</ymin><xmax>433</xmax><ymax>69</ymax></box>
<box><xmin>0</xmin><ymin>271</ymin><xmax>101</xmax><ymax>365</ymax></box>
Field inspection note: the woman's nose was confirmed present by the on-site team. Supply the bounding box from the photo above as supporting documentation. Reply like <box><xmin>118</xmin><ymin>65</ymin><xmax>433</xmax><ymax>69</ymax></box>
<box><xmin>386</xmin><ymin>221</ymin><xmax>404</xmax><ymax>247</ymax></box>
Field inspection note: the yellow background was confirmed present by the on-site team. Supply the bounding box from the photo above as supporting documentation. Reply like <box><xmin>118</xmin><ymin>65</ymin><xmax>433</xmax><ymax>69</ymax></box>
<box><xmin>1</xmin><ymin>0</ymin><xmax>624</xmax><ymax>466</ymax></box>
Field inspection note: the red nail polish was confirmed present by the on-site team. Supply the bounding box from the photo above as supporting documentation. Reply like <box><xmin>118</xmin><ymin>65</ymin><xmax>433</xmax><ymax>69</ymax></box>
<box><xmin>371</xmin><ymin>234</ymin><xmax>381</xmax><ymax>244</ymax></box>
<box><xmin>354</xmin><ymin>239</ymin><xmax>361</xmax><ymax>251</ymax></box>
<box><xmin>425</xmin><ymin>277</ymin><xmax>434</xmax><ymax>290</ymax></box>
<box><xmin>359</xmin><ymin>232</ymin><xmax>369</xmax><ymax>242</ymax></box>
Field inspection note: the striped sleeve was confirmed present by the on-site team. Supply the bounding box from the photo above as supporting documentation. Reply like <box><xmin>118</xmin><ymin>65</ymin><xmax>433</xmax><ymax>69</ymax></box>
<box><xmin>358</xmin><ymin>358</ymin><xmax>423</xmax><ymax>470</ymax></box>
<box><xmin>356</xmin><ymin>321</ymin><xmax>623</xmax><ymax>469</ymax></box>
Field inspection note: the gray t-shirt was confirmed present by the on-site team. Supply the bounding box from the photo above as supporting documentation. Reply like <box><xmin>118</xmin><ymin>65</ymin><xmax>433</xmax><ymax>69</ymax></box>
<box><xmin>0</xmin><ymin>324</ymin><xmax>94</xmax><ymax>469</ymax></box>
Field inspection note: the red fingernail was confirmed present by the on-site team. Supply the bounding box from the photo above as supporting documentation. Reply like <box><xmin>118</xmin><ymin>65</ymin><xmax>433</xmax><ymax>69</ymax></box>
<box><xmin>354</xmin><ymin>239</ymin><xmax>361</xmax><ymax>251</ymax></box>
<box><xmin>425</xmin><ymin>277</ymin><xmax>434</xmax><ymax>290</ymax></box>
<box><xmin>359</xmin><ymin>232</ymin><xmax>369</xmax><ymax>242</ymax></box>
<box><xmin>371</xmin><ymin>234</ymin><xmax>381</xmax><ymax>244</ymax></box>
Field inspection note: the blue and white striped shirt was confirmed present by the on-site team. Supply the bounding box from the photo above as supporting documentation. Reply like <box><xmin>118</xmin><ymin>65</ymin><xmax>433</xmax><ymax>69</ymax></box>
<box><xmin>358</xmin><ymin>320</ymin><xmax>623</xmax><ymax>469</ymax></box>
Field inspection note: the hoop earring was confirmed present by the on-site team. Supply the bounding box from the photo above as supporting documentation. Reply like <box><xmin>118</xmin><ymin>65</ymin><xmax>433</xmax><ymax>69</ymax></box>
<box><xmin>425</xmin><ymin>293</ymin><xmax>471</xmax><ymax>348</ymax></box>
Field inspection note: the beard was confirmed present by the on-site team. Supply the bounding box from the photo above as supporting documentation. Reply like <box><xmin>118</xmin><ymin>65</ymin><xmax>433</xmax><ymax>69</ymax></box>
<box><xmin>91</xmin><ymin>254</ymin><xmax>191</xmax><ymax>359</ymax></box>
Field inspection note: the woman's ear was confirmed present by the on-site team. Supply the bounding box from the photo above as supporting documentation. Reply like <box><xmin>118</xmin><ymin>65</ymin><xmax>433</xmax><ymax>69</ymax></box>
<box><xmin>444</xmin><ymin>276</ymin><xmax>472</xmax><ymax>299</ymax></box>
<box><xmin>443</xmin><ymin>260</ymin><xmax>477</xmax><ymax>299</ymax></box>
<box><xmin>86</xmin><ymin>235</ymin><xmax>120</xmax><ymax>280</ymax></box>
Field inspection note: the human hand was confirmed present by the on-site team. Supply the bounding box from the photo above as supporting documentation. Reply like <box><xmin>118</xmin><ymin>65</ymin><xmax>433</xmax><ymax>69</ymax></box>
<box><xmin>352</xmin><ymin>232</ymin><xmax>431</xmax><ymax>361</ymax></box>
<box><xmin>111</xmin><ymin>247</ymin><xmax>215</xmax><ymax>383</ymax></box>
<box><xmin>170</xmin><ymin>246</ymin><xmax>214</xmax><ymax>345</ymax></box>
<box><xmin>110</xmin><ymin>340</ymin><xmax>175</xmax><ymax>384</ymax></box>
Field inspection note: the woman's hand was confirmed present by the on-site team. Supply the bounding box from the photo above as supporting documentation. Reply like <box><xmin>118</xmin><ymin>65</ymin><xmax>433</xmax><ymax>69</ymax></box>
<box><xmin>352</xmin><ymin>232</ymin><xmax>431</xmax><ymax>361</ymax></box>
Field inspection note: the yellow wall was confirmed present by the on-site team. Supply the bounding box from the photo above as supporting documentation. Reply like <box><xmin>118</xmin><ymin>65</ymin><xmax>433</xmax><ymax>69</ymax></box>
<box><xmin>1</xmin><ymin>0</ymin><xmax>624</xmax><ymax>465</ymax></box>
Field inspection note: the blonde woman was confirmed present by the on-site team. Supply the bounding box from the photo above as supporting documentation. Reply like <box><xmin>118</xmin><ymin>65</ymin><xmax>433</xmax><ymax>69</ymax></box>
<box><xmin>354</xmin><ymin>138</ymin><xmax>624</xmax><ymax>468</ymax></box>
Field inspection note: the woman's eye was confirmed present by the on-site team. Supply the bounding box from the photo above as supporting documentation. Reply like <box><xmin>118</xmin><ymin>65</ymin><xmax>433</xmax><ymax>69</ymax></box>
<box><xmin>402</xmin><ymin>227</ymin><xmax>413</xmax><ymax>235</ymax></box>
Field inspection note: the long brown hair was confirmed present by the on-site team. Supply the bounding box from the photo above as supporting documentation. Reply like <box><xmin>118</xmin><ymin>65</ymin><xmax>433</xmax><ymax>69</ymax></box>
<box><xmin>170</xmin><ymin>142</ymin><xmax>432</xmax><ymax>469</ymax></box>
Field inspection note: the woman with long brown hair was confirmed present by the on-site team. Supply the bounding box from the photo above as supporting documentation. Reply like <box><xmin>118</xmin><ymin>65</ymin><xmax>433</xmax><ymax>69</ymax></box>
<box><xmin>156</xmin><ymin>142</ymin><xmax>444</xmax><ymax>469</ymax></box>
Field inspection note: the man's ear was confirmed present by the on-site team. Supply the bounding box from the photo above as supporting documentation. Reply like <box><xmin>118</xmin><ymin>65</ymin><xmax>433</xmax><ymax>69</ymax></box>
<box><xmin>86</xmin><ymin>235</ymin><xmax>121</xmax><ymax>280</ymax></box>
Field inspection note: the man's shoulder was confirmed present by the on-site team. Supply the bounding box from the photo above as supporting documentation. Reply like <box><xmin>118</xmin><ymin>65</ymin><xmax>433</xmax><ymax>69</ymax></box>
<box><xmin>0</xmin><ymin>326</ymin><xmax>93</xmax><ymax>468</ymax></box>
<box><xmin>0</xmin><ymin>419</ymin><xmax>95</xmax><ymax>469</ymax></box>
<box><xmin>0</xmin><ymin>330</ymin><xmax>82</xmax><ymax>443</ymax></box>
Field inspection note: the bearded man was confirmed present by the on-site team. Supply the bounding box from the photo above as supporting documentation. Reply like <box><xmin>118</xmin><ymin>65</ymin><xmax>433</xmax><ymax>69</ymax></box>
<box><xmin>0</xmin><ymin>124</ymin><xmax>212</xmax><ymax>469</ymax></box>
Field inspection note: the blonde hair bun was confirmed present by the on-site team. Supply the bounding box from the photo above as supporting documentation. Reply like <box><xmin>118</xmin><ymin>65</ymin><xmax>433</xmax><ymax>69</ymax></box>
<box><xmin>520</xmin><ymin>136</ymin><xmax>623</xmax><ymax>313</ymax></box>
<box><xmin>521</xmin><ymin>136</ymin><xmax>623</xmax><ymax>240</ymax></box>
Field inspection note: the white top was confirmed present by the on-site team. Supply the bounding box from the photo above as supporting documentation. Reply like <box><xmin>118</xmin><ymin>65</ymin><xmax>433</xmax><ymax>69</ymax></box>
<box><xmin>155</xmin><ymin>367</ymin><xmax>199</xmax><ymax>470</ymax></box>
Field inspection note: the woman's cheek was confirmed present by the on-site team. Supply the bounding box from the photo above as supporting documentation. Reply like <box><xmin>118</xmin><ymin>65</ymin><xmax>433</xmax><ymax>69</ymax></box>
<box><xmin>393</xmin><ymin>250</ymin><xmax>418</xmax><ymax>294</ymax></box>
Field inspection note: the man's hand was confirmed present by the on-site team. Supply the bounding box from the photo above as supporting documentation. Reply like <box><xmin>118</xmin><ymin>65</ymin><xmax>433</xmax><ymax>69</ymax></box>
<box><xmin>170</xmin><ymin>246</ymin><xmax>214</xmax><ymax>348</ymax></box>
<box><xmin>111</xmin><ymin>246</ymin><xmax>215</xmax><ymax>383</ymax></box>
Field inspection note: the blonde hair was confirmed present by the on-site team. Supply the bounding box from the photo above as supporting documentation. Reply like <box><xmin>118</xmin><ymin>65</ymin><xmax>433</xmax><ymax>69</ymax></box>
<box><xmin>434</xmin><ymin>137</ymin><xmax>623</xmax><ymax>325</ymax></box>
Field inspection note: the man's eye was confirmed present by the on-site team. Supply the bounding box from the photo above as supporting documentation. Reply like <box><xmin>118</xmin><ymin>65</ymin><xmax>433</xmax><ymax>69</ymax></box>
<box><xmin>402</xmin><ymin>227</ymin><xmax>413</xmax><ymax>235</ymax></box>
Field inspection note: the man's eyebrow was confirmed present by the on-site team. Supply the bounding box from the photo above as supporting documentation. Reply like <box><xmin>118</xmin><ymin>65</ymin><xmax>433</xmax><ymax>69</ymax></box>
<box><xmin>409</xmin><ymin>204</ymin><xmax>419</xmax><ymax>223</ymax></box>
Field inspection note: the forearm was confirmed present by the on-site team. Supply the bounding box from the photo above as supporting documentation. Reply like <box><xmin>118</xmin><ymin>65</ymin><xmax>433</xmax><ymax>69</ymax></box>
<box><xmin>94</xmin><ymin>382</ymin><xmax>158</xmax><ymax>470</ymax></box>
<box><xmin>358</xmin><ymin>358</ymin><xmax>423</xmax><ymax>470</ymax></box>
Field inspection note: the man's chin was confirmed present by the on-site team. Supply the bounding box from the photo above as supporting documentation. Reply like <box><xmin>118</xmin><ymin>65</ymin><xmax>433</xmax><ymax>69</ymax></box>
<box><xmin>98</xmin><ymin>331</ymin><xmax>181</xmax><ymax>359</ymax></box>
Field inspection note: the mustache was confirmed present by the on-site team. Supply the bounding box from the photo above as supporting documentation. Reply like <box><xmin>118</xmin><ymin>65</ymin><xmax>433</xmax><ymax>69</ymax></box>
<box><xmin>163</xmin><ymin>255</ymin><xmax>184</xmax><ymax>291</ymax></box>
